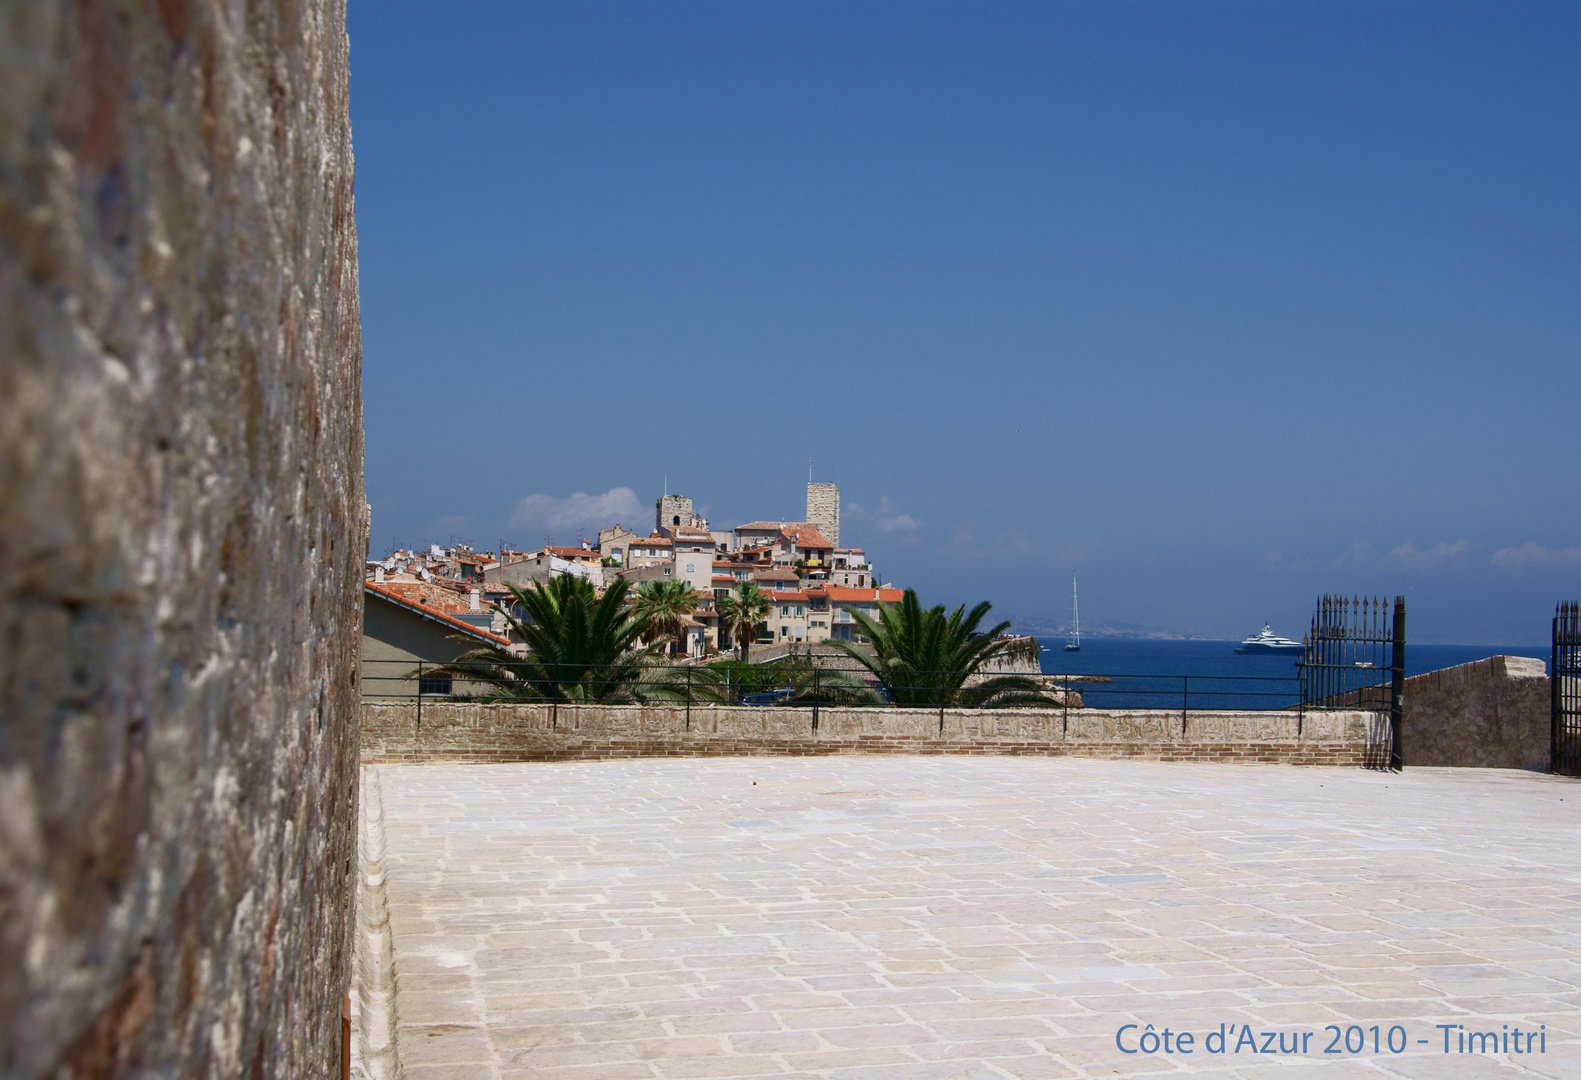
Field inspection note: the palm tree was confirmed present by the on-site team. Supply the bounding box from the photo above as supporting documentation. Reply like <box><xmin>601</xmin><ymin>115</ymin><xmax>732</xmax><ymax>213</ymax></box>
<box><xmin>829</xmin><ymin>589</ymin><xmax>1054</xmax><ymax>707</ymax></box>
<box><xmin>631</xmin><ymin>578</ymin><xmax>699</xmax><ymax>657</ymax></box>
<box><xmin>717</xmin><ymin>582</ymin><xmax>772</xmax><ymax>663</ymax></box>
<box><xmin>427</xmin><ymin>574</ymin><xmax>655</xmax><ymax>702</ymax></box>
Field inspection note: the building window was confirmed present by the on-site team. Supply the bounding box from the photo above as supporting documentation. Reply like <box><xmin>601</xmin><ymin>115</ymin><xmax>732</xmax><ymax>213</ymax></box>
<box><xmin>417</xmin><ymin>675</ymin><xmax>452</xmax><ymax>696</ymax></box>
<box><xmin>686</xmin><ymin>563</ymin><xmax>695</xmax><ymax>573</ymax></box>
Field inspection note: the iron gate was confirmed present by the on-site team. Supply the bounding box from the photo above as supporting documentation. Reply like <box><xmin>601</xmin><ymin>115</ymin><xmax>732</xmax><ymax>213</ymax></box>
<box><xmin>1299</xmin><ymin>595</ymin><xmax>1406</xmax><ymax>770</ymax></box>
<box><xmin>1554</xmin><ymin>602</ymin><xmax>1581</xmax><ymax>777</ymax></box>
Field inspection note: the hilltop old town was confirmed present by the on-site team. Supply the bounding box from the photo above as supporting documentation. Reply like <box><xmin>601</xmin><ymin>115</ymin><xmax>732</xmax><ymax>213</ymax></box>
<box><xmin>366</xmin><ymin>482</ymin><xmax>905</xmax><ymax>658</ymax></box>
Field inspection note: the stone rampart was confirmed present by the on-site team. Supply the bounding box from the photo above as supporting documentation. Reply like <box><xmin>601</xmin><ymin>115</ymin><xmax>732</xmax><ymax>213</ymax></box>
<box><xmin>1402</xmin><ymin>655</ymin><xmax>1550</xmax><ymax>770</ymax></box>
<box><xmin>1</xmin><ymin>3</ymin><xmax>363</xmax><ymax>1076</ymax></box>
<box><xmin>362</xmin><ymin>702</ymin><xmax>1378</xmax><ymax>767</ymax></box>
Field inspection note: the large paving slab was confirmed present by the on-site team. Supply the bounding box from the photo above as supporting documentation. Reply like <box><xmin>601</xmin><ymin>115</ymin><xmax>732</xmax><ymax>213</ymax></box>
<box><xmin>372</xmin><ymin>758</ymin><xmax>1581</xmax><ymax>1078</ymax></box>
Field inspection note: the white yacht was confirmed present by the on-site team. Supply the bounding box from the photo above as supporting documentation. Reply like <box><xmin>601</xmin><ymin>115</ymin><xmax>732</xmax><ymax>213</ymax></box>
<box><xmin>1235</xmin><ymin>624</ymin><xmax>1304</xmax><ymax>654</ymax></box>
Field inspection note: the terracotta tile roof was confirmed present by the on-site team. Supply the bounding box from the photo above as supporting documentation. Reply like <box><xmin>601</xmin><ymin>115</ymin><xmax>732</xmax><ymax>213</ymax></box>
<box><xmin>631</xmin><ymin>537</ymin><xmax>673</xmax><ymax>547</ymax></box>
<box><xmin>770</xmin><ymin>590</ymin><xmax>811</xmax><ymax>601</ymax></box>
<box><xmin>364</xmin><ymin>582</ymin><xmax>510</xmax><ymax>645</ymax></box>
<box><xmin>734</xmin><ymin>521</ymin><xmax>787</xmax><ymax>532</ymax></box>
<box><xmin>540</xmin><ymin>546</ymin><xmax>598</xmax><ymax>559</ymax></box>
<box><xmin>780</xmin><ymin>525</ymin><xmax>832</xmax><ymax>548</ymax></box>
<box><xmin>366</xmin><ymin>577</ymin><xmax>474</xmax><ymax>615</ymax></box>
<box><xmin>824</xmin><ymin>586</ymin><xmax>904</xmax><ymax>603</ymax></box>
<box><xmin>751</xmin><ymin>568</ymin><xmax>800</xmax><ymax>582</ymax></box>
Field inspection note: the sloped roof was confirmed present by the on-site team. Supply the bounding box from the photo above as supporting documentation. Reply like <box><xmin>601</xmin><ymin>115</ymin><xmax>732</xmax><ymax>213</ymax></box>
<box><xmin>364</xmin><ymin>582</ymin><xmax>510</xmax><ymax>645</ymax></box>
<box><xmin>366</xmin><ymin>577</ymin><xmax>473</xmax><ymax>615</ymax></box>
<box><xmin>780</xmin><ymin>524</ymin><xmax>832</xmax><ymax>548</ymax></box>
<box><xmin>823</xmin><ymin>586</ymin><xmax>904</xmax><ymax>603</ymax></box>
<box><xmin>539</xmin><ymin>546</ymin><xmax>598</xmax><ymax>559</ymax></box>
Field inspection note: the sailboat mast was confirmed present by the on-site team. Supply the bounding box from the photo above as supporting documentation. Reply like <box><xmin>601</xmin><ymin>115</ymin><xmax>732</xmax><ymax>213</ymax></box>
<box><xmin>1065</xmin><ymin>573</ymin><xmax>1081</xmax><ymax>650</ymax></box>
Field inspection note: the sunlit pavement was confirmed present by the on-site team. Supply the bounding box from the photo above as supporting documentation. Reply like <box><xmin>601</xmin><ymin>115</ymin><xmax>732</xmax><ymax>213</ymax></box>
<box><xmin>372</xmin><ymin>757</ymin><xmax>1581</xmax><ymax>1079</ymax></box>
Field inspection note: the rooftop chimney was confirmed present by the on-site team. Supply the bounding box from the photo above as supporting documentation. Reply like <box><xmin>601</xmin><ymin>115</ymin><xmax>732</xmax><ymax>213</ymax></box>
<box><xmin>374</xmin><ymin>565</ymin><xmax>384</xmax><ymax>584</ymax></box>
<box><xmin>470</xmin><ymin>588</ymin><xmax>481</xmax><ymax>612</ymax></box>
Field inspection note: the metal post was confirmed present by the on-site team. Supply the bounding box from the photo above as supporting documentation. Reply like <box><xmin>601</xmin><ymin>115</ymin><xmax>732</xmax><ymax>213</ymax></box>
<box><xmin>1182</xmin><ymin>675</ymin><xmax>1189</xmax><ymax>735</ymax></box>
<box><xmin>1389</xmin><ymin>595</ymin><xmax>1406</xmax><ymax>771</ymax></box>
<box><xmin>685</xmin><ymin>665</ymin><xmax>691</xmax><ymax>731</ymax></box>
<box><xmin>812</xmin><ymin>667</ymin><xmax>819</xmax><ymax>733</ymax></box>
<box><xmin>415</xmin><ymin>661</ymin><xmax>422</xmax><ymax>728</ymax></box>
<box><xmin>1553</xmin><ymin>604</ymin><xmax>1561</xmax><ymax>775</ymax></box>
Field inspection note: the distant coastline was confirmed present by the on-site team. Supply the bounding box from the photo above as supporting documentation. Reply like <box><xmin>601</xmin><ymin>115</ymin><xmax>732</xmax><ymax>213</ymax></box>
<box><xmin>1011</xmin><ymin>620</ymin><xmax>1548</xmax><ymax>650</ymax></box>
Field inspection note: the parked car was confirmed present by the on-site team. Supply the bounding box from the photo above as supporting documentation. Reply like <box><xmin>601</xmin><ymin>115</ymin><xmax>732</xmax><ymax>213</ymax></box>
<box><xmin>740</xmin><ymin>688</ymin><xmax>796</xmax><ymax>706</ymax></box>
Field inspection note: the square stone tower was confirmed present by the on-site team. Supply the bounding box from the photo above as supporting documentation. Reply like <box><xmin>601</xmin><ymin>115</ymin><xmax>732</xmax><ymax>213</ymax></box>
<box><xmin>806</xmin><ymin>482</ymin><xmax>840</xmax><ymax>547</ymax></box>
<box><xmin>656</xmin><ymin>494</ymin><xmax>694</xmax><ymax>534</ymax></box>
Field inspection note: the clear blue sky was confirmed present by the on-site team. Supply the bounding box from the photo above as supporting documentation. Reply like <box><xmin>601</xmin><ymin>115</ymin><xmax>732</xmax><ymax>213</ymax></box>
<box><xmin>350</xmin><ymin>1</ymin><xmax>1579</xmax><ymax>644</ymax></box>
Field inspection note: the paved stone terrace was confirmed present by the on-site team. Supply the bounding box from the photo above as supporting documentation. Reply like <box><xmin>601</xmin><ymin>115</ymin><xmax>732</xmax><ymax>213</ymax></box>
<box><xmin>373</xmin><ymin>759</ymin><xmax>1581</xmax><ymax>1079</ymax></box>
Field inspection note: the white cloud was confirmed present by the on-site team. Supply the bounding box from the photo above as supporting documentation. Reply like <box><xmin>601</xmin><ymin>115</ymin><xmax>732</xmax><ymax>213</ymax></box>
<box><xmin>429</xmin><ymin>513</ymin><xmax>472</xmax><ymax>536</ymax></box>
<box><xmin>849</xmin><ymin>496</ymin><xmax>920</xmax><ymax>535</ymax></box>
<box><xmin>1387</xmin><ymin>540</ymin><xmax>1470</xmax><ymax>569</ymax></box>
<box><xmin>1491</xmin><ymin>542</ymin><xmax>1581</xmax><ymax>570</ymax></box>
<box><xmin>508</xmin><ymin>487</ymin><xmax>644</xmax><ymax>540</ymax></box>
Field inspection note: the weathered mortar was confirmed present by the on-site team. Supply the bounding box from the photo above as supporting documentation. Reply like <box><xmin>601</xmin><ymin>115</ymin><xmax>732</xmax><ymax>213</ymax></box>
<box><xmin>361</xmin><ymin>702</ymin><xmax>1379</xmax><ymax>767</ymax></box>
<box><xmin>1</xmin><ymin>3</ymin><xmax>363</xmax><ymax>1077</ymax></box>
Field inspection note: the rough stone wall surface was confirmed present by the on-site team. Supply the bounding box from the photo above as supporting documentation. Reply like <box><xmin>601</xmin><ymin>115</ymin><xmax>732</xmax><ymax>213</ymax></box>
<box><xmin>361</xmin><ymin>702</ymin><xmax>1377</xmax><ymax>767</ymax></box>
<box><xmin>1403</xmin><ymin>655</ymin><xmax>1550</xmax><ymax>770</ymax></box>
<box><xmin>806</xmin><ymin>481</ymin><xmax>839</xmax><ymax>547</ymax></box>
<box><xmin>1</xmin><ymin>3</ymin><xmax>363</xmax><ymax>1077</ymax></box>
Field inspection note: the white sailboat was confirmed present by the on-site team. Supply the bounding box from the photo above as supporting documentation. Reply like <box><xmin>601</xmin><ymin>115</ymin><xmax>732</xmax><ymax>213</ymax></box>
<box><xmin>1064</xmin><ymin>574</ymin><xmax>1081</xmax><ymax>652</ymax></box>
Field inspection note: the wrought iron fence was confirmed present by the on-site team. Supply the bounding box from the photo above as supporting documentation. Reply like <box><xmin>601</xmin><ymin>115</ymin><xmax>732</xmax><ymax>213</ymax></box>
<box><xmin>1298</xmin><ymin>595</ymin><xmax>1405</xmax><ymax>770</ymax></box>
<box><xmin>1554</xmin><ymin>602</ymin><xmax>1581</xmax><ymax>777</ymax></box>
<box><xmin>361</xmin><ymin>656</ymin><xmax>1308</xmax><ymax>735</ymax></box>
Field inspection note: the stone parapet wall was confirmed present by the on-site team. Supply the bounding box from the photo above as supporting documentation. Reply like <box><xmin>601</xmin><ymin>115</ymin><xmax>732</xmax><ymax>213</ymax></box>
<box><xmin>1402</xmin><ymin>655</ymin><xmax>1550</xmax><ymax>770</ymax></box>
<box><xmin>362</xmin><ymin>702</ymin><xmax>1378</xmax><ymax>767</ymax></box>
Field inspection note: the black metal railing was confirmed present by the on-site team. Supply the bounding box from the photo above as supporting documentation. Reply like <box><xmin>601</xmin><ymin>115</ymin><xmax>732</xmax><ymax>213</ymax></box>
<box><xmin>361</xmin><ymin>657</ymin><xmax>1315</xmax><ymax>736</ymax></box>
<box><xmin>1554</xmin><ymin>602</ymin><xmax>1581</xmax><ymax>777</ymax></box>
<box><xmin>1298</xmin><ymin>595</ymin><xmax>1405</xmax><ymax>770</ymax></box>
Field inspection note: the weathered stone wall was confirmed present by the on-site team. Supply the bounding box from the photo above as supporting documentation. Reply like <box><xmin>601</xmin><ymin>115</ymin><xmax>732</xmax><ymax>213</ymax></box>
<box><xmin>1</xmin><ymin>3</ymin><xmax>363</xmax><ymax>1077</ymax></box>
<box><xmin>1403</xmin><ymin>655</ymin><xmax>1550</xmax><ymax>770</ymax></box>
<box><xmin>361</xmin><ymin>702</ymin><xmax>1378</xmax><ymax>767</ymax></box>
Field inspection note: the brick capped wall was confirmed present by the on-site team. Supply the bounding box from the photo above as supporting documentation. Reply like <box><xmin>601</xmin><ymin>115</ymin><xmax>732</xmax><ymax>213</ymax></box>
<box><xmin>362</xmin><ymin>702</ymin><xmax>1379</xmax><ymax>767</ymax></box>
<box><xmin>1</xmin><ymin>3</ymin><xmax>363</xmax><ymax>1077</ymax></box>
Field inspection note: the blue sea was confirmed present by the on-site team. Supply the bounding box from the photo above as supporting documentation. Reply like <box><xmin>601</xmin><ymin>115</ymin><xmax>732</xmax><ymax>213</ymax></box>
<box><xmin>1035</xmin><ymin>638</ymin><xmax>1549</xmax><ymax>711</ymax></box>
